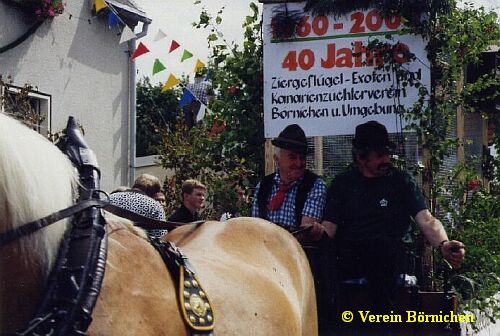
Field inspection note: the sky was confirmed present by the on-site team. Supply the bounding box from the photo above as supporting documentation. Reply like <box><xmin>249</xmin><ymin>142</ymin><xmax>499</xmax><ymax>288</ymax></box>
<box><xmin>133</xmin><ymin>0</ymin><xmax>499</xmax><ymax>85</ymax></box>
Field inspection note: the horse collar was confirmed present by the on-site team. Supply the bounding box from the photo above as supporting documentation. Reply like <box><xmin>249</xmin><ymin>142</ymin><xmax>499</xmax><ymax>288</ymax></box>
<box><xmin>10</xmin><ymin>201</ymin><xmax>108</xmax><ymax>336</ymax></box>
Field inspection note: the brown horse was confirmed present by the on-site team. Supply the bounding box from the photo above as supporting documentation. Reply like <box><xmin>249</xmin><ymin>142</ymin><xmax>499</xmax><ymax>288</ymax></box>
<box><xmin>0</xmin><ymin>113</ymin><xmax>317</xmax><ymax>335</ymax></box>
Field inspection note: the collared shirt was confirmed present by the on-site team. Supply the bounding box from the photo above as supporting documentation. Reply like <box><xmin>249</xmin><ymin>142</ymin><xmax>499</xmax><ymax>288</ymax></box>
<box><xmin>168</xmin><ymin>204</ymin><xmax>200</xmax><ymax>223</ymax></box>
<box><xmin>251</xmin><ymin>172</ymin><xmax>327</xmax><ymax>230</ymax></box>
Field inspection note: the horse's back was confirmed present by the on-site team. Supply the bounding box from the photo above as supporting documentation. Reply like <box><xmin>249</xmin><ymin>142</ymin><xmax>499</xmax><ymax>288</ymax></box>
<box><xmin>91</xmin><ymin>217</ymin><xmax>317</xmax><ymax>335</ymax></box>
<box><xmin>167</xmin><ymin>217</ymin><xmax>317</xmax><ymax>335</ymax></box>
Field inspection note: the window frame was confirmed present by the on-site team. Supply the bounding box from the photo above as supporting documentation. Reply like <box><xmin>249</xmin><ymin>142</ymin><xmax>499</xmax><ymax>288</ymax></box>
<box><xmin>0</xmin><ymin>83</ymin><xmax>52</xmax><ymax>134</ymax></box>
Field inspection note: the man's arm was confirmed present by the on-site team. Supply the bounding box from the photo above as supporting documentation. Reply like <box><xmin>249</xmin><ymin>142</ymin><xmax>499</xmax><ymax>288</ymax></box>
<box><xmin>415</xmin><ymin>209</ymin><xmax>465</xmax><ymax>268</ymax></box>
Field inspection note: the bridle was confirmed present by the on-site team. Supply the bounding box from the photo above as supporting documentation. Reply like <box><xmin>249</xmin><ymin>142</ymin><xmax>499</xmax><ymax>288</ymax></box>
<box><xmin>0</xmin><ymin>117</ymin><xmax>107</xmax><ymax>336</ymax></box>
<box><xmin>0</xmin><ymin>117</ymin><xmax>208</xmax><ymax>336</ymax></box>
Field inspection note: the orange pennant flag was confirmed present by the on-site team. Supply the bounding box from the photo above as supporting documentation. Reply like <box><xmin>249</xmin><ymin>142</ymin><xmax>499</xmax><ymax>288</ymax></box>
<box><xmin>169</xmin><ymin>40</ymin><xmax>180</xmax><ymax>53</ymax></box>
<box><xmin>161</xmin><ymin>74</ymin><xmax>180</xmax><ymax>92</ymax></box>
<box><xmin>131</xmin><ymin>42</ymin><xmax>150</xmax><ymax>60</ymax></box>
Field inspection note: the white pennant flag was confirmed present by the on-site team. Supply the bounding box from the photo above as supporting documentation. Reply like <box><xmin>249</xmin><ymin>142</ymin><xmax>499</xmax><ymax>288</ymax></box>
<box><xmin>154</xmin><ymin>29</ymin><xmax>167</xmax><ymax>42</ymax></box>
<box><xmin>119</xmin><ymin>25</ymin><xmax>136</xmax><ymax>44</ymax></box>
<box><xmin>196</xmin><ymin>104</ymin><xmax>211</xmax><ymax>122</ymax></box>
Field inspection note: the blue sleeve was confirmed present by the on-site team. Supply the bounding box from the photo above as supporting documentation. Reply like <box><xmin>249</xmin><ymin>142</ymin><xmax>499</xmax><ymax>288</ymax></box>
<box><xmin>301</xmin><ymin>178</ymin><xmax>327</xmax><ymax>220</ymax></box>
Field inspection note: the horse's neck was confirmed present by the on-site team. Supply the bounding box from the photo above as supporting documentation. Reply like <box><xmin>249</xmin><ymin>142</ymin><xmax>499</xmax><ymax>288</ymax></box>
<box><xmin>0</xmin><ymin>239</ymin><xmax>48</xmax><ymax>332</ymax></box>
<box><xmin>0</xmin><ymin>213</ymin><xmax>68</xmax><ymax>333</ymax></box>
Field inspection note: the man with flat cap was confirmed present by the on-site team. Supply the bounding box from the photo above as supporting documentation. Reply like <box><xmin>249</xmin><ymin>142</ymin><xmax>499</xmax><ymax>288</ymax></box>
<box><xmin>252</xmin><ymin>123</ymin><xmax>327</xmax><ymax>241</ymax></box>
<box><xmin>321</xmin><ymin>121</ymin><xmax>465</xmax><ymax>316</ymax></box>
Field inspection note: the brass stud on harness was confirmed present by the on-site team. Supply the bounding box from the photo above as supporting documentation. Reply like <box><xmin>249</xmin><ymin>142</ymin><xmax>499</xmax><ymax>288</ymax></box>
<box><xmin>192</xmin><ymin>279</ymin><xmax>199</xmax><ymax>288</ymax></box>
<box><xmin>199</xmin><ymin>318</ymin><xmax>206</xmax><ymax>325</ymax></box>
<box><xmin>199</xmin><ymin>290</ymin><xmax>206</xmax><ymax>298</ymax></box>
<box><xmin>189</xmin><ymin>315</ymin><xmax>196</xmax><ymax>323</ymax></box>
<box><xmin>189</xmin><ymin>294</ymin><xmax>207</xmax><ymax>317</ymax></box>
<box><xmin>183</xmin><ymin>290</ymin><xmax>190</xmax><ymax>298</ymax></box>
<box><xmin>184</xmin><ymin>302</ymin><xmax>191</xmax><ymax>310</ymax></box>
<box><xmin>184</xmin><ymin>280</ymin><xmax>192</xmax><ymax>287</ymax></box>
<box><xmin>207</xmin><ymin>315</ymin><xmax>213</xmax><ymax>323</ymax></box>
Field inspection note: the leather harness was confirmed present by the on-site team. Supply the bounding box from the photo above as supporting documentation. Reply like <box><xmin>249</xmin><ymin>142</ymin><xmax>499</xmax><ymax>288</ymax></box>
<box><xmin>0</xmin><ymin>117</ymin><xmax>214</xmax><ymax>336</ymax></box>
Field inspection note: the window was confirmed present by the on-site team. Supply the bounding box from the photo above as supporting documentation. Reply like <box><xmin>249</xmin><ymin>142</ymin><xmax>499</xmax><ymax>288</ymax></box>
<box><xmin>0</xmin><ymin>83</ymin><xmax>51</xmax><ymax>135</ymax></box>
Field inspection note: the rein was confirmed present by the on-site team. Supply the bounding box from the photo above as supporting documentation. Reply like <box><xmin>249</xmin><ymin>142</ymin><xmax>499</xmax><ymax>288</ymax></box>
<box><xmin>104</xmin><ymin>203</ymin><xmax>201</xmax><ymax>231</ymax></box>
<box><xmin>0</xmin><ymin>201</ymin><xmax>202</xmax><ymax>248</ymax></box>
<box><xmin>0</xmin><ymin>199</ymin><xmax>107</xmax><ymax>247</ymax></box>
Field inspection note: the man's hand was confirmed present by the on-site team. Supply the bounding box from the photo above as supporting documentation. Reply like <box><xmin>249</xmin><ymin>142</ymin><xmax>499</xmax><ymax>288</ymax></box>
<box><xmin>441</xmin><ymin>240</ymin><xmax>465</xmax><ymax>268</ymax></box>
<box><xmin>295</xmin><ymin>221</ymin><xmax>326</xmax><ymax>242</ymax></box>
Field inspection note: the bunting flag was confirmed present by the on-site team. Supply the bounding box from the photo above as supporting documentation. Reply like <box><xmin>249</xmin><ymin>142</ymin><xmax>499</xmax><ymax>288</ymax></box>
<box><xmin>131</xmin><ymin>42</ymin><xmax>150</xmax><ymax>60</ymax></box>
<box><xmin>179</xmin><ymin>89</ymin><xmax>196</xmax><ymax>108</ymax></box>
<box><xmin>161</xmin><ymin>74</ymin><xmax>180</xmax><ymax>92</ymax></box>
<box><xmin>193</xmin><ymin>59</ymin><xmax>205</xmax><ymax>73</ymax></box>
<box><xmin>152</xmin><ymin>58</ymin><xmax>166</xmax><ymax>75</ymax></box>
<box><xmin>181</xmin><ymin>49</ymin><xmax>193</xmax><ymax>62</ymax></box>
<box><xmin>169</xmin><ymin>40</ymin><xmax>180</xmax><ymax>53</ymax></box>
<box><xmin>108</xmin><ymin>11</ymin><xmax>120</xmax><ymax>27</ymax></box>
<box><xmin>119</xmin><ymin>25</ymin><xmax>136</xmax><ymax>44</ymax></box>
<box><xmin>196</xmin><ymin>104</ymin><xmax>211</xmax><ymax>122</ymax></box>
<box><xmin>154</xmin><ymin>29</ymin><xmax>167</xmax><ymax>42</ymax></box>
<box><xmin>95</xmin><ymin>0</ymin><xmax>108</xmax><ymax>13</ymax></box>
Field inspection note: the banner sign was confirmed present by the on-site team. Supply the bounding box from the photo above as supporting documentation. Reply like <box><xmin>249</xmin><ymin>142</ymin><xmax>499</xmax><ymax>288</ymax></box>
<box><xmin>263</xmin><ymin>2</ymin><xmax>430</xmax><ymax>137</ymax></box>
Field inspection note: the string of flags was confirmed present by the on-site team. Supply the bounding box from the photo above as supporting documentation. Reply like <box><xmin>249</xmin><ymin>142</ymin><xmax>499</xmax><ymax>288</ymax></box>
<box><xmin>89</xmin><ymin>0</ymin><xmax>212</xmax><ymax>121</ymax></box>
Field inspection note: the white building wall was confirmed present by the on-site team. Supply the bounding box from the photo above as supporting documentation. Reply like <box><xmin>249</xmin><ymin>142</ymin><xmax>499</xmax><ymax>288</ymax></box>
<box><xmin>0</xmin><ymin>1</ymin><xmax>131</xmax><ymax>192</ymax></box>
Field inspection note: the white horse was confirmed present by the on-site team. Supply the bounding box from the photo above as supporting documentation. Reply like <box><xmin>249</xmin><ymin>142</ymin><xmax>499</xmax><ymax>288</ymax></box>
<box><xmin>0</xmin><ymin>113</ymin><xmax>317</xmax><ymax>335</ymax></box>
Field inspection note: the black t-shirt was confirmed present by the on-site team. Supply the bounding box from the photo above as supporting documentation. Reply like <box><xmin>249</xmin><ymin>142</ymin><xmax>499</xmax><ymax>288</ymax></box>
<box><xmin>323</xmin><ymin>167</ymin><xmax>427</xmax><ymax>242</ymax></box>
<box><xmin>168</xmin><ymin>204</ymin><xmax>200</xmax><ymax>223</ymax></box>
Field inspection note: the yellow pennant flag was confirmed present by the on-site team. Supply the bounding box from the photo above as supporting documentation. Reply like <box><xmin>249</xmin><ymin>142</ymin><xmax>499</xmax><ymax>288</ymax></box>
<box><xmin>193</xmin><ymin>59</ymin><xmax>205</xmax><ymax>74</ymax></box>
<box><xmin>95</xmin><ymin>0</ymin><xmax>108</xmax><ymax>13</ymax></box>
<box><xmin>161</xmin><ymin>74</ymin><xmax>180</xmax><ymax>92</ymax></box>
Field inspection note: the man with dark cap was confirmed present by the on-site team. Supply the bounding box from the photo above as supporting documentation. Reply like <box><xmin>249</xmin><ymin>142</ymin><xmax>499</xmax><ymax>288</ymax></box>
<box><xmin>252</xmin><ymin>124</ymin><xmax>327</xmax><ymax>241</ymax></box>
<box><xmin>252</xmin><ymin>124</ymin><xmax>329</xmax><ymax>329</ymax></box>
<box><xmin>321</xmin><ymin>121</ymin><xmax>465</xmax><ymax>316</ymax></box>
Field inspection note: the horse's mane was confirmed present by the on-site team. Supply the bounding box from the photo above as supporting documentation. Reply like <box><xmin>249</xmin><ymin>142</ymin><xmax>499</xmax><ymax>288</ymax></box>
<box><xmin>0</xmin><ymin>113</ymin><xmax>77</xmax><ymax>273</ymax></box>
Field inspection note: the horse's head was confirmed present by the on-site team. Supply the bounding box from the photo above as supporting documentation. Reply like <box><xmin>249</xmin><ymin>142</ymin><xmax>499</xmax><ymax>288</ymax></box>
<box><xmin>0</xmin><ymin>113</ymin><xmax>77</xmax><ymax>330</ymax></box>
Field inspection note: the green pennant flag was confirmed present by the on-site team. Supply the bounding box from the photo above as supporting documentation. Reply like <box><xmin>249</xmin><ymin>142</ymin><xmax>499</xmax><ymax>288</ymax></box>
<box><xmin>152</xmin><ymin>58</ymin><xmax>166</xmax><ymax>75</ymax></box>
<box><xmin>180</xmin><ymin>49</ymin><xmax>193</xmax><ymax>62</ymax></box>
